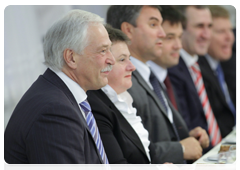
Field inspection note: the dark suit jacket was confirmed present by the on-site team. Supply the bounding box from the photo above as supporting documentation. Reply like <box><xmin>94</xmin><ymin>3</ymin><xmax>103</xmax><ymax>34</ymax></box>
<box><xmin>168</xmin><ymin>57</ymin><xmax>212</xmax><ymax>152</ymax></box>
<box><xmin>87</xmin><ymin>89</ymin><xmax>150</xmax><ymax>164</ymax></box>
<box><xmin>4</xmin><ymin>69</ymin><xmax>103</xmax><ymax>164</ymax></box>
<box><xmin>198</xmin><ymin>56</ymin><xmax>235</xmax><ymax>138</ymax></box>
<box><xmin>127</xmin><ymin>70</ymin><xmax>189</xmax><ymax>164</ymax></box>
<box><xmin>221</xmin><ymin>28</ymin><xmax>236</xmax><ymax>107</ymax></box>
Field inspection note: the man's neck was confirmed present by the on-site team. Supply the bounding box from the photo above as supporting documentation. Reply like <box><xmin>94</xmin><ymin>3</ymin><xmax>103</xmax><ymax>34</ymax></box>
<box><xmin>181</xmin><ymin>44</ymin><xmax>196</xmax><ymax>57</ymax></box>
<box><xmin>129</xmin><ymin>48</ymin><xmax>148</xmax><ymax>63</ymax></box>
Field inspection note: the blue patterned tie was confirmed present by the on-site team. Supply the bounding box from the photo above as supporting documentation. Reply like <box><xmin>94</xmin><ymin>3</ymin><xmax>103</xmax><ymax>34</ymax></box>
<box><xmin>79</xmin><ymin>100</ymin><xmax>109</xmax><ymax>164</ymax></box>
<box><xmin>149</xmin><ymin>70</ymin><xmax>168</xmax><ymax>112</ymax></box>
<box><xmin>216</xmin><ymin>64</ymin><xmax>236</xmax><ymax>122</ymax></box>
<box><xmin>149</xmin><ymin>70</ymin><xmax>180</xmax><ymax>141</ymax></box>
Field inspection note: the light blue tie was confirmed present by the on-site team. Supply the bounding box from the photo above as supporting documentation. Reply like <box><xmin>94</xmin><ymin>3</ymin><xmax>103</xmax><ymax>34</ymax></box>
<box><xmin>216</xmin><ymin>64</ymin><xmax>236</xmax><ymax>123</ymax></box>
<box><xmin>80</xmin><ymin>100</ymin><xmax>109</xmax><ymax>164</ymax></box>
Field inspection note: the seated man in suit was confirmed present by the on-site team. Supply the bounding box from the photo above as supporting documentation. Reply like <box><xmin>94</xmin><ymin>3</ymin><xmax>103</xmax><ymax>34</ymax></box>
<box><xmin>88</xmin><ymin>25</ymin><xmax>173</xmax><ymax>164</ymax></box>
<box><xmin>221</xmin><ymin>28</ymin><xmax>238</xmax><ymax>110</ymax></box>
<box><xmin>198</xmin><ymin>5</ymin><xmax>235</xmax><ymax>138</ymax></box>
<box><xmin>4</xmin><ymin>9</ymin><xmax>115</xmax><ymax>164</ymax></box>
<box><xmin>221</xmin><ymin>28</ymin><xmax>236</xmax><ymax>107</ymax></box>
<box><xmin>168</xmin><ymin>5</ymin><xmax>221</xmax><ymax>149</ymax></box>
<box><xmin>106</xmin><ymin>5</ymin><xmax>207</xmax><ymax>163</ymax></box>
<box><xmin>147</xmin><ymin>5</ymin><xmax>209</xmax><ymax>154</ymax></box>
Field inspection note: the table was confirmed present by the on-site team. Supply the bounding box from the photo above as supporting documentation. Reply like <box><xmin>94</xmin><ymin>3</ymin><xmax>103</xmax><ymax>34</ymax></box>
<box><xmin>193</xmin><ymin>128</ymin><xmax>236</xmax><ymax>164</ymax></box>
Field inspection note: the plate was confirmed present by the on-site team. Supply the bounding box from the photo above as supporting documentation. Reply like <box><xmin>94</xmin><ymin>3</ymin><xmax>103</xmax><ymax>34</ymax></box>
<box><xmin>207</xmin><ymin>154</ymin><xmax>218</xmax><ymax>161</ymax></box>
<box><xmin>223</xmin><ymin>137</ymin><xmax>236</xmax><ymax>144</ymax></box>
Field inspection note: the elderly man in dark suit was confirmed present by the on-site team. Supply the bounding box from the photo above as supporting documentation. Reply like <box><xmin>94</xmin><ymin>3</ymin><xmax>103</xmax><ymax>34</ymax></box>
<box><xmin>4</xmin><ymin>9</ymin><xmax>115</xmax><ymax>164</ymax></box>
<box><xmin>198</xmin><ymin>5</ymin><xmax>235</xmax><ymax>138</ymax></box>
<box><xmin>106</xmin><ymin>5</ymin><xmax>208</xmax><ymax>163</ymax></box>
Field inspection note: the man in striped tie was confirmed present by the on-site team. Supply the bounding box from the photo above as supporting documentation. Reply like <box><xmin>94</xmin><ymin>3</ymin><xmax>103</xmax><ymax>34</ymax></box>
<box><xmin>198</xmin><ymin>5</ymin><xmax>235</xmax><ymax>138</ymax></box>
<box><xmin>5</xmin><ymin>9</ymin><xmax>115</xmax><ymax>164</ymax></box>
<box><xmin>147</xmin><ymin>5</ymin><xmax>210</xmax><ymax>160</ymax></box>
<box><xmin>168</xmin><ymin>5</ymin><xmax>221</xmax><ymax>153</ymax></box>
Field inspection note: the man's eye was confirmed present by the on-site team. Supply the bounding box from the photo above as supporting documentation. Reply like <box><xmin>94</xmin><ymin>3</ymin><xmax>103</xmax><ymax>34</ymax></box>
<box><xmin>150</xmin><ymin>23</ymin><xmax>156</xmax><ymax>27</ymax></box>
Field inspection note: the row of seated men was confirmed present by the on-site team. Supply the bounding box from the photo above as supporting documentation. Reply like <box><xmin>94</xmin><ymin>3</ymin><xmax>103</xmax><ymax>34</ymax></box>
<box><xmin>4</xmin><ymin>5</ymin><xmax>236</xmax><ymax>164</ymax></box>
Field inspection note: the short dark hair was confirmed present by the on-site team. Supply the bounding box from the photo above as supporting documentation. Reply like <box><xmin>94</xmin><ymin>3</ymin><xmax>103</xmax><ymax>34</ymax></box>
<box><xmin>159</xmin><ymin>5</ymin><xmax>185</xmax><ymax>26</ymax></box>
<box><xmin>175</xmin><ymin>5</ymin><xmax>209</xmax><ymax>29</ymax></box>
<box><xmin>107</xmin><ymin>5</ymin><xmax>162</xmax><ymax>29</ymax></box>
<box><xmin>105</xmin><ymin>24</ymin><xmax>130</xmax><ymax>44</ymax></box>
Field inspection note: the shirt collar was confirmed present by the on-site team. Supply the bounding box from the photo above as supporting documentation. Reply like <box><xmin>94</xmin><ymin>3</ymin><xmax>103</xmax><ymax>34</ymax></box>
<box><xmin>147</xmin><ymin>60</ymin><xmax>167</xmax><ymax>83</ymax></box>
<box><xmin>180</xmin><ymin>49</ymin><xmax>199</xmax><ymax>67</ymax></box>
<box><xmin>204</xmin><ymin>54</ymin><xmax>219</xmax><ymax>71</ymax></box>
<box><xmin>49</xmin><ymin>67</ymin><xmax>87</xmax><ymax>105</ymax></box>
<box><xmin>101</xmin><ymin>84</ymin><xmax>119</xmax><ymax>103</ymax></box>
<box><xmin>102</xmin><ymin>84</ymin><xmax>134</xmax><ymax>114</ymax></box>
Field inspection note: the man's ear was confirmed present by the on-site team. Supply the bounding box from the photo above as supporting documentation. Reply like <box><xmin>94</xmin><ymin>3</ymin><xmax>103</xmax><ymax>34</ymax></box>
<box><xmin>63</xmin><ymin>49</ymin><xmax>78</xmax><ymax>69</ymax></box>
<box><xmin>121</xmin><ymin>22</ymin><xmax>134</xmax><ymax>40</ymax></box>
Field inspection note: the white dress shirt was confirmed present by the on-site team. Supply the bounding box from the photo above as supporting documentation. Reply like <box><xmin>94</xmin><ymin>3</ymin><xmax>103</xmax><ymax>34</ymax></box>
<box><xmin>147</xmin><ymin>61</ymin><xmax>167</xmax><ymax>89</ymax></box>
<box><xmin>49</xmin><ymin>67</ymin><xmax>87</xmax><ymax>119</ymax></box>
<box><xmin>102</xmin><ymin>84</ymin><xmax>151</xmax><ymax>161</ymax></box>
<box><xmin>180</xmin><ymin>48</ymin><xmax>199</xmax><ymax>68</ymax></box>
<box><xmin>131</xmin><ymin>57</ymin><xmax>173</xmax><ymax>123</ymax></box>
<box><xmin>204</xmin><ymin>54</ymin><xmax>219</xmax><ymax>71</ymax></box>
<box><xmin>180</xmin><ymin>49</ymin><xmax>200</xmax><ymax>83</ymax></box>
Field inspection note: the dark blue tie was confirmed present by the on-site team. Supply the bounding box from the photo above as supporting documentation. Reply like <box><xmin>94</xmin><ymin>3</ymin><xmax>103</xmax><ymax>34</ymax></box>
<box><xmin>80</xmin><ymin>100</ymin><xmax>109</xmax><ymax>164</ymax></box>
<box><xmin>149</xmin><ymin>70</ymin><xmax>168</xmax><ymax>112</ymax></box>
<box><xmin>149</xmin><ymin>70</ymin><xmax>180</xmax><ymax>141</ymax></box>
<box><xmin>216</xmin><ymin>64</ymin><xmax>236</xmax><ymax>123</ymax></box>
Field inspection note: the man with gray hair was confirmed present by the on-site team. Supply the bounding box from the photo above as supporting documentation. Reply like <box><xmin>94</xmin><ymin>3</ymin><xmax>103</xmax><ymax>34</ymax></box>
<box><xmin>5</xmin><ymin>9</ymin><xmax>115</xmax><ymax>164</ymax></box>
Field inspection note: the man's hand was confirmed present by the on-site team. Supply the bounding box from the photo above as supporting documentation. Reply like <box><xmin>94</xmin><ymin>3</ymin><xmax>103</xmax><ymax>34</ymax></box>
<box><xmin>189</xmin><ymin>126</ymin><xmax>209</xmax><ymax>148</ymax></box>
<box><xmin>180</xmin><ymin>137</ymin><xmax>202</xmax><ymax>160</ymax></box>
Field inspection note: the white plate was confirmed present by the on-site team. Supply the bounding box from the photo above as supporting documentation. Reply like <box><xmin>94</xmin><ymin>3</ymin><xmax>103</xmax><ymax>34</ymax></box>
<box><xmin>223</xmin><ymin>137</ymin><xmax>236</xmax><ymax>144</ymax></box>
<box><xmin>207</xmin><ymin>154</ymin><xmax>218</xmax><ymax>161</ymax></box>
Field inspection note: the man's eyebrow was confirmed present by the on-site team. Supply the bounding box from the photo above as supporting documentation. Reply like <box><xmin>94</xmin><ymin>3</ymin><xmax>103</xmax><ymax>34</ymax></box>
<box><xmin>149</xmin><ymin>17</ymin><xmax>160</xmax><ymax>22</ymax></box>
<box><xmin>118</xmin><ymin>54</ymin><xmax>128</xmax><ymax>58</ymax></box>
<box><xmin>99</xmin><ymin>43</ymin><xmax>112</xmax><ymax>49</ymax></box>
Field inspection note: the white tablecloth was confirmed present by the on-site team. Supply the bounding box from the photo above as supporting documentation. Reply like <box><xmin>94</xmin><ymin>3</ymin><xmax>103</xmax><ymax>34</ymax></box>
<box><xmin>193</xmin><ymin>128</ymin><xmax>236</xmax><ymax>164</ymax></box>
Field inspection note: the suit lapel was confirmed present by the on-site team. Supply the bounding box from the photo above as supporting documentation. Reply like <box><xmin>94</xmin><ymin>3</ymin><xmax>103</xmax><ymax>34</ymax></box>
<box><xmin>160</xmin><ymin>82</ymin><xmax>189</xmax><ymax>139</ymax></box>
<box><xmin>198</xmin><ymin>57</ymin><xmax>227</xmax><ymax>107</ymax></box>
<box><xmin>178</xmin><ymin>57</ymin><xmax>203</xmax><ymax>105</ymax></box>
<box><xmin>96</xmin><ymin>90</ymin><xmax>148</xmax><ymax>157</ymax></box>
<box><xmin>43</xmin><ymin>69</ymin><xmax>89</xmax><ymax>127</ymax></box>
<box><xmin>132</xmin><ymin>70</ymin><xmax>169</xmax><ymax>118</ymax></box>
<box><xmin>43</xmin><ymin>68</ymin><xmax>104</xmax><ymax>163</ymax></box>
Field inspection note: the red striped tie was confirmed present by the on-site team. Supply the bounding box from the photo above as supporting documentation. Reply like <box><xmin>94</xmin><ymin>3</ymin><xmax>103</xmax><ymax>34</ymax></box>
<box><xmin>190</xmin><ymin>63</ymin><xmax>222</xmax><ymax>146</ymax></box>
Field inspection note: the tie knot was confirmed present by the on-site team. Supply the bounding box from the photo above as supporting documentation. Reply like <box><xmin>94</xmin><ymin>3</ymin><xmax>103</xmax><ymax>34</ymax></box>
<box><xmin>216</xmin><ymin>64</ymin><xmax>222</xmax><ymax>74</ymax></box>
<box><xmin>79</xmin><ymin>100</ymin><xmax>91</xmax><ymax>116</ymax></box>
<box><xmin>191</xmin><ymin>62</ymin><xmax>200</xmax><ymax>74</ymax></box>
<box><xmin>164</xmin><ymin>75</ymin><xmax>170</xmax><ymax>87</ymax></box>
<box><xmin>149</xmin><ymin>70</ymin><xmax>157</xmax><ymax>81</ymax></box>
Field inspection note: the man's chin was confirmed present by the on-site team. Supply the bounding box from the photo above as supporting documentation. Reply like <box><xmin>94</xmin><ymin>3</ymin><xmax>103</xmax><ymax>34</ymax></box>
<box><xmin>196</xmin><ymin>50</ymin><xmax>208</xmax><ymax>56</ymax></box>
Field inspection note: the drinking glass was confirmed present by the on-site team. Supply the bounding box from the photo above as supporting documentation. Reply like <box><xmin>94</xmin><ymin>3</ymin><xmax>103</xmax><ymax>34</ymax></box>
<box><xmin>217</xmin><ymin>145</ymin><xmax>238</xmax><ymax>170</ymax></box>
